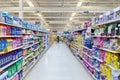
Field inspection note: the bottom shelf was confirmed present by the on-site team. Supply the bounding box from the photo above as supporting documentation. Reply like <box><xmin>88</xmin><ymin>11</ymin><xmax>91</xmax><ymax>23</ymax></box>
<box><xmin>75</xmin><ymin>56</ymin><xmax>97</xmax><ymax>80</ymax></box>
<box><xmin>22</xmin><ymin>57</ymin><xmax>40</xmax><ymax>79</ymax></box>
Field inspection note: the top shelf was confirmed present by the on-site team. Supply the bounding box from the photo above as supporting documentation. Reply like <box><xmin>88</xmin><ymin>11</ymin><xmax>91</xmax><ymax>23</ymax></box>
<box><xmin>0</xmin><ymin>22</ymin><xmax>22</xmax><ymax>28</ymax></box>
<box><xmin>92</xmin><ymin>18</ymin><xmax>120</xmax><ymax>28</ymax></box>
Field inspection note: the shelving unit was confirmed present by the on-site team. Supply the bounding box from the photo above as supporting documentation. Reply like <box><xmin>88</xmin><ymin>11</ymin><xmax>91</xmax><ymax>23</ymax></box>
<box><xmin>0</xmin><ymin>12</ymin><xmax>49</xmax><ymax>80</ymax></box>
<box><xmin>68</xmin><ymin>6</ymin><xmax>120</xmax><ymax>80</ymax></box>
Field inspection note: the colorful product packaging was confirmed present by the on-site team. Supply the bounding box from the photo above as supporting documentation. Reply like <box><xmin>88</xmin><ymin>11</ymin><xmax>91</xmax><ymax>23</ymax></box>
<box><xmin>105</xmin><ymin>52</ymin><xmax>111</xmax><ymax>65</ymax></box>
<box><xmin>7</xmin><ymin>38</ymin><xmax>13</xmax><ymax>50</ymax></box>
<box><xmin>11</xmin><ymin>74</ymin><xmax>18</xmax><ymax>80</ymax></box>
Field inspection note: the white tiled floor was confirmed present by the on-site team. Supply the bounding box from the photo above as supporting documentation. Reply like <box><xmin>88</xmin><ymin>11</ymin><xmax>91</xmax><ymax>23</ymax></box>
<box><xmin>24</xmin><ymin>43</ymin><xmax>93</xmax><ymax>80</ymax></box>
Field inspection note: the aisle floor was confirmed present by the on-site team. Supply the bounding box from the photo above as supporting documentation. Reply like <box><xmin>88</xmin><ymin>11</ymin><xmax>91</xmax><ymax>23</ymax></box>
<box><xmin>24</xmin><ymin>43</ymin><xmax>93</xmax><ymax>80</ymax></box>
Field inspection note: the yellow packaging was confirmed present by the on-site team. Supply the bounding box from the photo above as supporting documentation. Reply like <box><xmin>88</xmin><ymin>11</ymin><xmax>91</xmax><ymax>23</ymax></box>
<box><xmin>100</xmin><ymin>63</ymin><xmax>106</xmax><ymax>75</ymax></box>
<box><xmin>7</xmin><ymin>38</ymin><xmax>13</xmax><ymax>51</ymax></box>
<box><xmin>105</xmin><ymin>52</ymin><xmax>111</xmax><ymax>65</ymax></box>
<box><xmin>111</xmin><ymin>53</ymin><xmax>114</xmax><ymax>67</ymax></box>
<box><xmin>105</xmin><ymin>66</ymin><xmax>112</xmax><ymax>80</ymax></box>
<box><xmin>113</xmin><ymin>54</ymin><xmax>120</xmax><ymax>69</ymax></box>
<box><xmin>0</xmin><ymin>25</ymin><xmax>2</xmax><ymax>36</ymax></box>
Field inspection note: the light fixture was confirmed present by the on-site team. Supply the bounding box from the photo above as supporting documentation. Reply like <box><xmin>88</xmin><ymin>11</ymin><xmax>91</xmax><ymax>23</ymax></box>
<box><xmin>77</xmin><ymin>1</ymin><xmax>83</xmax><ymax>7</ymax></box>
<box><xmin>26</xmin><ymin>0</ymin><xmax>34</xmax><ymax>7</ymax></box>
<box><xmin>72</xmin><ymin>12</ymin><xmax>76</xmax><ymax>17</ymax></box>
<box><xmin>37</xmin><ymin>13</ymin><xmax>42</xmax><ymax>17</ymax></box>
<box><xmin>69</xmin><ymin>17</ymin><xmax>73</xmax><ymax>21</ymax></box>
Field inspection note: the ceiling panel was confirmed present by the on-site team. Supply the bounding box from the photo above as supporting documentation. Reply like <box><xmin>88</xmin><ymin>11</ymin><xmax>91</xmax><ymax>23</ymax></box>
<box><xmin>0</xmin><ymin>0</ymin><xmax>119</xmax><ymax>31</ymax></box>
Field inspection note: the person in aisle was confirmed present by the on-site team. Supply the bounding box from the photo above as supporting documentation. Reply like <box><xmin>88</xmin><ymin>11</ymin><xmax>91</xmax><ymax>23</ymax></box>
<box><xmin>56</xmin><ymin>36</ymin><xmax>59</xmax><ymax>43</ymax></box>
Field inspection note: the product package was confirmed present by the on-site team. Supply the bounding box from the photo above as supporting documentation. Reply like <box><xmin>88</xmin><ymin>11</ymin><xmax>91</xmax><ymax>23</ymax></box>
<box><xmin>2</xmin><ymin>12</ymin><xmax>13</xmax><ymax>25</ymax></box>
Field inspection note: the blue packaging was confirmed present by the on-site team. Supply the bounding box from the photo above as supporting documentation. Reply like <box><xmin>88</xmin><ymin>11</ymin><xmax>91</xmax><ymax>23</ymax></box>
<box><xmin>18</xmin><ymin>18</ymin><xmax>23</xmax><ymax>27</ymax></box>
<box><xmin>0</xmin><ymin>52</ymin><xmax>13</xmax><ymax>68</ymax></box>
<box><xmin>17</xmin><ymin>49</ymin><xmax>23</xmax><ymax>58</ymax></box>
<box><xmin>85</xmin><ymin>39</ymin><xmax>92</xmax><ymax>49</ymax></box>
<box><xmin>16</xmin><ymin>28</ymin><xmax>22</xmax><ymax>35</ymax></box>
<box><xmin>2</xmin><ymin>13</ymin><xmax>13</xmax><ymax>25</ymax></box>
<box><xmin>94</xmin><ymin>71</ymin><xmax>100</xmax><ymax>79</ymax></box>
<box><xmin>22</xmin><ymin>21</ymin><xmax>27</xmax><ymax>29</ymax></box>
<box><xmin>13</xmin><ymin>17</ymin><xmax>19</xmax><ymax>26</ymax></box>
<box><xmin>11</xmin><ymin>27</ymin><xmax>16</xmax><ymax>35</ymax></box>
<box><xmin>0</xmin><ymin>39</ymin><xmax>2</xmax><ymax>52</ymax></box>
<box><xmin>18</xmin><ymin>70</ymin><xmax>23</xmax><ymax>80</ymax></box>
<box><xmin>1</xmin><ymin>39</ymin><xmax>7</xmax><ymax>52</ymax></box>
<box><xmin>12</xmin><ymin>51</ymin><xmax>18</xmax><ymax>61</ymax></box>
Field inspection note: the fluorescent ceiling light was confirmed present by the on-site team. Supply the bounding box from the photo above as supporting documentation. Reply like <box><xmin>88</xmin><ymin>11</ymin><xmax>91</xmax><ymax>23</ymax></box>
<box><xmin>77</xmin><ymin>1</ymin><xmax>83</xmax><ymax>7</ymax></box>
<box><xmin>36</xmin><ymin>13</ymin><xmax>44</xmax><ymax>21</ymax></box>
<box><xmin>26</xmin><ymin>0</ymin><xmax>34</xmax><ymax>7</ymax></box>
<box><xmin>70</xmin><ymin>17</ymin><xmax>73</xmax><ymax>21</ymax></box>
<box><xmin>37</xmin><ymin>13</ymin><xmax>42</xmax><ymax>17</ymax></box>
<box><xmin>72</xmin><ymin>12</ymin><xmax>76</xmax><ymax>17</ymax></box>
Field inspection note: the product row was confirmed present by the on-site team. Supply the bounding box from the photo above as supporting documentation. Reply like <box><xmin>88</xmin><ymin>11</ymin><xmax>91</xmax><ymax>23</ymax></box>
<box><xmin>0</xmin><ymin>12</ymin><xmax>46</xmax><ymax>32</ymax></box>
<box><xmin>81</xmin><ymin>7</ymin><xmax>120</xmax><ymax>29</ymax></box>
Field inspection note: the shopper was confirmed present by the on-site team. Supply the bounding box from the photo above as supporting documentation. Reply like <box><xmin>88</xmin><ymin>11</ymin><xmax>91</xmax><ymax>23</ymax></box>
<box><xmin>57</xmin><ymin>36</ymin><xmax>59</xmax><ymax>43</ymax></box>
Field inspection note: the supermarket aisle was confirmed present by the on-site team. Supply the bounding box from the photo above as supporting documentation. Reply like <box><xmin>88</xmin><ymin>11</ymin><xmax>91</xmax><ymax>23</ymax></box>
<box><xmin>24</xmin><ymin>43</ymin><xmax>93</xmax><ymax>80</ymax></box>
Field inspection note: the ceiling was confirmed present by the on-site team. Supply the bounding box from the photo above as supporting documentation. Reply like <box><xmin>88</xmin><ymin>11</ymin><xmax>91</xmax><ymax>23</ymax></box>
<box><xmin>0</xmin><ymin>0</ymin><xmax>119</xmax><ymax>32</ymax></box>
